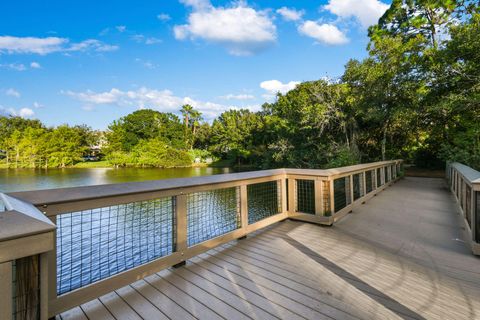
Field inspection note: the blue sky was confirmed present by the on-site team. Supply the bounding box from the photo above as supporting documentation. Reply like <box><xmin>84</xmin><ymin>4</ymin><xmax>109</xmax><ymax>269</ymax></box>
<box><xmin>0</xmin><ymin>0</ymin><xmax>390</xmax><ymax>129</ymax></box>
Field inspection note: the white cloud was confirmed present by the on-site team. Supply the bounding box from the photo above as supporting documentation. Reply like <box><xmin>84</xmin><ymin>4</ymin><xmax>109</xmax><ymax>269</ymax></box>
<box><xmin>220</xmin><ymin>94</ymin><xmax>255</xmax><ymax>100</ymax></box>
<box><xmin>0</xmin><ymin>36</ymin><xmax>118</xmax><ymax>55</ymax></box>
<box><xmin>324</xmin><ymin>0</ymin><xmax>389</xmax><ymax>28</ymax></box>
<box><xmin>67</xmin><ymin>39</ymin><xmax>118</xmax><ymax>52</ymax></box>
<box><xmin>63</xmin><ymin>87</ymin><xmax>256</xmax><ymax>120</ymax></box>
<box><xmin>0</xmin><ymin>36</ymin><xmax>67</xmax><ymax>54</ymax></box>
<box><xmin>0</xmin><ymin>105</ymin><xmax>35</xmax><ymax>118</ymax></box>
<box><xmin>5</xmin><ymin>88</ymin><xmax>20</xmax><ymax>98</ymax></box>
<box><xmin>260</xmin><ymin>80</ymin><xmax>300</xmax><ymax>95</ymax></box>
<box><xmin>298</xmin><ymin>21</ymin><xmax>349</xmax><ymax>45</ymax></box>
<box><xmin>33</xmin><ymin>101</ymin><xmax>43</xmax><ymax>108</ymax></box>
<box><xmin>116</xmin><ymin>25</ymin><xmax>127</xmax><ymax>32</ymax></box>
<box><xmin>174</xmin><ymin>1</ymin><xmax>276</xmax><ymax>56</ymax></box>
<box><xmin>145</xmin><ymin>37</ymin><xmax>162</xmax><ymax>45</ymax></box>
<box><xmin>157</xmin><ymin>13</ymin><xmax>171</xmax><ymax>21</ymax></box>
<box><xmin>276</xmin><ymin>7</ymin><xmax>304</xmax><ymax>21</ymax></box>
<box><xmin>30</xmin><ymin>61</ymin><xmax>41</xmax><ymax>68</ymax></box>
<box><xmin>134</xmin><ymin>58</ymin><xmax>158</xmax><ymax>69</ymax></box>
<box><xmin>0</xmin><ymin>63</ymin><xmax>27</xmax><ymax>71</ymax></box>
<box><xmin>180</xmin><ymin>0</ymin><xmax>212</xmax><ymax>11</ymax></box>
<box><xmin>131</xmin><ymin>35</ymin><xmax>162</xmax><ymax>45</ymax></box>
<box><xmin>19</xmin><ymin>108</ymin><xmax>34</xmax><ymax>118</ymax></box>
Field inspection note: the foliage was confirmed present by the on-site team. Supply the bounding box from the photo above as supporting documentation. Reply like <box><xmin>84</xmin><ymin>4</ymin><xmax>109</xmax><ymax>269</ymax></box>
<box><xmin>0</xmin><ymin>118</ymin><xmax>96</xmax><ymax>168</ymax></box>
<box><xmin>105</xmin><ymin>109</ymin><xmax>186</xmax><ymax>152</ymax></box>
<box><xmin>2</xmin><ymin>2</ymin><xmax>479</xmax><ymax>170</ymax></box>
<box><xmin>209</xmin><ymin>109</ymin><xmax>264</xmax><ymax>165</ymax></box>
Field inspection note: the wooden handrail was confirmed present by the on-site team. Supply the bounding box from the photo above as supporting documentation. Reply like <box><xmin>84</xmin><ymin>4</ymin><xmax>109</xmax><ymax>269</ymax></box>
<box><xmin>6</xmin><ymin>160</ymin><xmax>402</xmax><ymax>208</ymax></box>
<box><xmin>446</xmin><ymin>162</ymin><xmax>480</xmax><ymax>255</ymax></box>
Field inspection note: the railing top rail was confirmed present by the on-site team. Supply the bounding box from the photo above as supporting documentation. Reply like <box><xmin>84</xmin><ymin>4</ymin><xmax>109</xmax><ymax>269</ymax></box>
<box><xmin>285</xmin><ymin>160</ymin><xmax>401</xmax><ymax>177</ymax></box>
<box><xmin>450</xmin><ymin>162</ymin><xmax>480</xmax><ymax>184</ymax></box>
<box><xmin>4</xmin><ymin>160</ymin><xmax>401</xmax><ymax>208</ymax></box>
<box><xmin>5</xmin><ymin>168</ymin><xmax>286</xmax><ymax>207</ymax></box>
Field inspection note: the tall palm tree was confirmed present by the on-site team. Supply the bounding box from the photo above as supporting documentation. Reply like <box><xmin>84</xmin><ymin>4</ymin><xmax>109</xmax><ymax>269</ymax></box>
<box><xmin>190</xmin><ymin>109</ymin><xmax>202</xmax><ymax>149</ymax></box>
<box><xmin>180</xmin><ymin>104</ymin><xmax>193</xmax><ymax>129</ymax></box>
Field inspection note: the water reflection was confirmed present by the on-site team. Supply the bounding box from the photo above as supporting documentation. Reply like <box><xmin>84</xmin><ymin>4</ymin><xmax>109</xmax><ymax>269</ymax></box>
<box><xmin>0</xmin><ymin>167</ymin><xmax>232</xmax><ymax>193</ymax></box>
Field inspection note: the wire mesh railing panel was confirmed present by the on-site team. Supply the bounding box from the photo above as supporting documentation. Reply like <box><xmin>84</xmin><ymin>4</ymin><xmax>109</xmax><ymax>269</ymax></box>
<box><xmin>12</xmin><ymin>256</ymin><xmax>40</xmax><ymax>320</ymax></box>
<box><xmin>366</xmin><ymin>170</ymin><xmax>374</xmax><ymax>193</ymax></box>
<box><xmin>476</xmin><ymin>191</ymin><xmax>480</xmax><ymax>243</ymax></box>
<box><xmin>346</xmin><ymin>176</ymin><xmax>352</xmax><ymax>205</ymax></box>
<box><xmin>353</xmin><ymin>173</ymin><xmax>364</xmax><ymax>201</ymax></box>
<box><xmin>56</xmin><ymin>197</ymin><xmax>174</xmax><ymax>295</ymax></box>
<box><xmin>377</xmin><ymin>168</ymin><xmax>383</xmax><ymax>186</ymax></box>
<box><xmin>466</xmin><ymin>185</ymin><xmax>472</xmax><ymax>228</ymax></box>
<box><xmin>334</xmin><ymin>177</ymin><xmax>347</xmax><ymax>212</ymax></box>
<box><xmin>295</xmin><ymin>179</ymin><xmax>315</xmax><ymax>214</ymax></box>
<box><xmin>247</xmin><ymin>181</ymin><xmax>281</xmax><ymax>224</ymax></box>
<box><xmin>187</xmin><ymin>187</ymin><xmax>240</xmax><ymax>247</ymax></box>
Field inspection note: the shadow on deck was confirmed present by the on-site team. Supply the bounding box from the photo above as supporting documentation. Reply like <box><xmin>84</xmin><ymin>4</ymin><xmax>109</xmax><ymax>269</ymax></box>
<box><xmin>58</xmin><ymin>177</ymin><xmax>480</xmax><ymax>320</ymax></box>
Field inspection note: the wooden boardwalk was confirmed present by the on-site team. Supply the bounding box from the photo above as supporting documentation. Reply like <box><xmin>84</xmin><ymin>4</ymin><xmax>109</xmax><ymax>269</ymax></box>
<box><xmin>57</xmin><ymin>177</ymin><xmax>480</xmax><ymax>320</ymax></box>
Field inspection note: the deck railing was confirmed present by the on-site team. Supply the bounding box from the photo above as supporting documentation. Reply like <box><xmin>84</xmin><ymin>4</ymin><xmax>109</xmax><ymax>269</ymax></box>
<box><xmin>446</xmin><ymin>162</ymin><xmax>480</xmax><ymax>255</ymax></box>
<box><xmin>0</xmin><ymin>160</ymin><xmax>402</xmax><ymax>320</ymax></box>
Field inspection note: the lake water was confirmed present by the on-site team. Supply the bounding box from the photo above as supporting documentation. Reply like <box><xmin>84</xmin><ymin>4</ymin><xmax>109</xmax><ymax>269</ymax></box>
<box><xmin>1</xmin><ymin>167</ymin><xmax>280</xmax><ymax>295</ymax></box>
<box><xmin>0</xmin><ymin>166</ymin><xmax>233</xmax><ymax>193</ymax></box>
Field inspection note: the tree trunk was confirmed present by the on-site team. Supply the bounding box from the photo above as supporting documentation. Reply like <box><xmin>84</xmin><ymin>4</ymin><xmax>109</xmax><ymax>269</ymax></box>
<box><xmin>191</xmin><ymin>125</ymin><xmax>197</xmax><ymax>150</ymax></box>
<box><xmin>381</xmin><ymin>126</ymin><xmax>387</xmax><ymax>161</ymax></box>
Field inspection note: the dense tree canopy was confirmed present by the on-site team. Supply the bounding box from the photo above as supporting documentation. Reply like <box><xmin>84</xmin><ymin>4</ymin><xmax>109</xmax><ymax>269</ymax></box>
<box><xmin>1</xmin><ymin>1</ymin><xmax>479</xmax><ymax>170</ymax></box>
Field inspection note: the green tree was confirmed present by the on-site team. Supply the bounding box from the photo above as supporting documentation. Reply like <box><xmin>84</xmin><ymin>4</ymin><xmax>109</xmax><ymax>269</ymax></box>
<box><xmin>105</xmin><ymin>109</ymin><xmax>186</xmax><ymax>153</ymax></box>
<box><xmin>209</xmin><ymin>109</ymin><xmax>263</xmax><ymax>165</ymax></box>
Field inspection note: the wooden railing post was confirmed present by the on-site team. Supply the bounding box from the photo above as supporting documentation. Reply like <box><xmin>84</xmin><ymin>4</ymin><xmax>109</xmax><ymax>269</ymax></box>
<box><xmin>329</xmin><ymin>179</ymin><xmax>335</xmax><ymax>214</ymax></box>
<box><xmin>314</xmin><ymin>179</ymin><xmax>324</xmax><ymax>216</ymax></box>
<box><xmin>0</xmin><ymin>261</ymin><xmax>12</xmax><ymax>320</ymax></box>
<box><xmin>349</xmin><ymin>175</ymin><xmax>354</xmax><ymax>206</ymax></box>
<box><xmin>362</xmin><ymin>171</ymin><xmax>367</xmax><ymax>199</ymax></box>
<box><xmin>240</xmin><ymin>185</ymin><xmax>248</xmax><ymax>238</ymax></box>
<box><xmin>47</xmin><ymin>215</ymin><xmax>57</xmax><ymax>316</ymax></box>
<box><xmin>280</xmin><ymin>178</ymin><xmax>288</xmax><ymax>214</ymax></box>
<box><xmin>287</xmin><ymin>178</ymin><xmax>296</xmax><ymax>214</ymax></box>
<box><xmin>174</xmin><ymin>194</ymin><xmax>188</xmax><ymax>267</ymax></box>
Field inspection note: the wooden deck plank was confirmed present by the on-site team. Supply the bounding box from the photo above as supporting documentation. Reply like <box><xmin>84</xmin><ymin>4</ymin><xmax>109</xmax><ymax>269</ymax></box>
<box><xmin>229</xmin><ymin>234</ymin><xmax>423</xmax><ymax>319</ymax></box>
<box><xmin>145</xmin><ymin>271</ymin><xmax>224</xmax><ymax>320</ymax></box>
<box><xmin>190</xmin><ymin>253</ymin><xmax>363</xmax><ymax>320</ymax></box>
<box><xmin>59</xmin><ymin>306</ymin><xmax>88</xmax><ymax>320</ymax></box>
<box><xmin>130</xmin><ymin>278</ymin><xmax>197</xmax><ymax>320</ymax></box>
<box><xmin>98</xmin><ymin>292</ymin><xmax>142</xmax><ymax>320</ymax></box>
<box><xmin>201</xmin><ymin>248</ymin><xmax>393</xmax><ymax>320</ymax></box>
<box><xmin>80</xmin><ymin>299</ymin><xmax>115</xmax><ymax>320</ymax></box>
<box><xmin>183</xmin><ymin>259</ymin><xmax>305</xmax><ymax>320</ymax></box>
<box><xmin>159</xmin><ymin>269</ymin><xmax>251</xmax><ymax>320</ymax></box>
<box><xmin>115</xmin><ymin>285</ymin><xmax>169</xmax><ymax>320</ymax></box>
<box><xmin>266</xmin><ymin>222</ymin><xmax>480</xmax><ymax>318</ymax></box>
<box><xmin>171</xmin><ymin>265</ymin><xmax>280</xmax><ymax>320</ymax></box>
